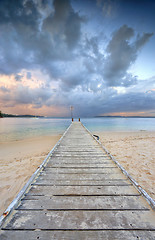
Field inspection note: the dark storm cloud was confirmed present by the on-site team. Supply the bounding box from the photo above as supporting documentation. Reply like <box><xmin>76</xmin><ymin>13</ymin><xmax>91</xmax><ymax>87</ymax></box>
<box><xmin>101</xmin><ymin>92</ymin><xmax>155</xmax><ymax>114</ymax></box>
<box><xmin>0</xmin><ymin>0</ymin><xmax>39</xmax><ymax>26</ymax></box>
<box><xmin>69</xmin><ymin>87</ymin><xmax>155</xmax><ymax>117</ymax></box>
<box><xmin>103</xmin><ymin>25</ymin><xmax>153</xmax><ymax>87</ymax></box>
<box><xmin>0</xmin><ymin>85</ymin><xmax>52</xmax><ymax>106</ymax></box>
<box><xmin>135</xmin><ymin>32</ymin><xmax>154</xmax><ymax>50</ymax></box>
<box><xmin>0</xmin><ymin>0</ymin><xmax>154</xmax><ymax>116</ymax></box>
<box><xmin>47</xmin><ymin>75</ymin><xmax>155</xmax><ymax>116</ymax></box>
<box><xmin>0</xmin><ymin>0</ymin><xmax>83</xmax><ymax>76</ymax></box>
<box><xmin>0</xmin><ymin>0</ymin><xmax>152</xmax><ymax>87</ymax></box>
<box><xmin>43</xmin><ymin>0</ymin><xmax>83</xmax><ymax>49</ymax></box>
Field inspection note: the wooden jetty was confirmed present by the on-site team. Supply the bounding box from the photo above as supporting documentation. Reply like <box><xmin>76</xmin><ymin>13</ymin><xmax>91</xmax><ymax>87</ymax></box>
<box><xmin>0</xmin><ymin>122</ymin><xmax>155</xmax><ymax>239</ymax></box>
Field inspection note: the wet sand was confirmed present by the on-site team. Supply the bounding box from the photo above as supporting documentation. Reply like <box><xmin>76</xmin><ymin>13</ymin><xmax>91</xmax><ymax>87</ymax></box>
<box><xmin>0</xmin><ymin>135</ymin><xmax>61</xmax><ymax>216</ymax></box>
<box><xmin>96</xmin><ymin>131</ymin><xmax>155</xmax><ymax>200</ymax></box>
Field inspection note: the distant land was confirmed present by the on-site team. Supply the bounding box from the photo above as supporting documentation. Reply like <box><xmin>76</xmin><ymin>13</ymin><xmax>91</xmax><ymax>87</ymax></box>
<box><xmin>0</xmin><ymin>112</ymin><xmax>44</xmax><ymax>118</ymax></box>
<box><xmin>95</xmin><ymin>115</ymin><xmax>155</xmax><ymax>118</ymax></box>
<box><xmin>0</xmin><ymin>111</ymin><xmax>155</xmax><ymax>118</ymax></box>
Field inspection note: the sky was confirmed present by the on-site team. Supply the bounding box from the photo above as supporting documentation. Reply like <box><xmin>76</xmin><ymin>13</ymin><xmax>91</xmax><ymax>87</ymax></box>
<box><xmin>0</xmin><ymin>0</ymin><xmax>155</xmax><ymax>117</ymax></box>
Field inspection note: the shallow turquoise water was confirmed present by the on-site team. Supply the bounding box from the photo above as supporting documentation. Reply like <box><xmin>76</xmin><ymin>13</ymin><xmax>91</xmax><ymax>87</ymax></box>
<box><xmin>81</xmin><ymin>117</ymin><xmax>155</xmax><ymax>132</ymax></box>
<box><xmin>0</xmin><ymin>118</ymin><xmax>71</xmax><ymax>142</ymax></box>
<box><xmin>0</xmin><ymin>117</ymin><xmax>154</xmax><ymax>142</ymax></box>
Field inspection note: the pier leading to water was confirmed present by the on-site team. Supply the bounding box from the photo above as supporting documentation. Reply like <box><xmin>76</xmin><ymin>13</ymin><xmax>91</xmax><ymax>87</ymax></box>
<box><xmin>0</xmin><ymin>122</ymin><xmax>155</xmax><ymax>239</ymax></box>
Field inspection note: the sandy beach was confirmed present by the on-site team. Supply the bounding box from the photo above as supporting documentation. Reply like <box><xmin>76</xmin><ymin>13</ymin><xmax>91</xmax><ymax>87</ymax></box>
<box><xmin>0</xmin><ymin>130</ymin><xmax>155</xmax><ymax>216</ymax></box>
<box><xmin>0</xmin><ymin>135</ymin><xmax>61</xmax><ymax>216</ymax></box>
<box><xmin>96</xmin><ymin>131</ymin><xmax>155</xmax><ymax>200</ymax></box>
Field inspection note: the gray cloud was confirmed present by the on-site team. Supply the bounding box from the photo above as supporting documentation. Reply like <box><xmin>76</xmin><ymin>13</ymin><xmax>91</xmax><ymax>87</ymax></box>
<box><xmin>43</xmin><ymin>0</ymin><xmax>83</xmax><ymax>49</ymax></box>
<box><xmin>135</xmin><ymin>32</ymin><xmax>154</xmax><ymax>50</ymax></box>
<box><xmin>27</xmin><ymin>72</ymin><xmax>32</xmax><ymax>79</ymax></box>
<box><xmin>15</xmin><ymin>74</ymin><xmax>23</xmax><ymax>82</ymax></box>
<box><xmin>0</xmin><ymin>0</ymin><xmax>83</xmax><ymax>76</ymax></box>
<box><xmin>0</xmin><ymin>0</ymin><xmax>154</xmax><ymax>116</ymax></box>
<box><xmin>97</xmin><ymin>0</ymin><xmax>117</xmax><ymax>17</ymax></box>
<box><xmin>103</xmin><ymin>25</ymin><xmax>153</xmax><ymax>87</ymax></box>
<box><xmin>0</xmin><ymin>85</ymin><xmax>52</xmax><ymax>107</ymax></box>
<box><xmin>0</xmin><ymin>86</ymin><xmax>10</xmax><ymax>93</ymax></box>
<box><xmin>0</xmin><ymin>76</ymin><xmax>155</xmax><ymax>117</ymax></box>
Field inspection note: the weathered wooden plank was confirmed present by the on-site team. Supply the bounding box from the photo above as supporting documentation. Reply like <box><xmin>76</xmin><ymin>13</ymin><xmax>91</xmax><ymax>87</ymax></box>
<box><xmin>1</xmin><ymin>230</ymin><xmax>155</xmax><ymax>240</ymax></box>
<box><xmin>48</xmin><ymin>156</ymin><xmax>112</xmax><ymax>160</ymax></box>
<box><xmin>3</xmin><ymin>210</ymin><xmax>155</xmax><ymax>230</ymax></box>
<box><xmin>38</xmin><ymin>172</ymin><xmax>128</xmax><ymax>180</ymax></box>
<box><xmin>18</xmin><ymin>195</ymin><xmax>149</xmax><ymax>210</ymax></box>
<box><xmin>52</xmin><ymin>154</ymin><xmax>109</xmax><ymax>157</ymax></box>
<box><xmin>53</xmin><ymin>152</ymin><xmax>106</xmax><ymax>155</ymax></box>
<box><xmin>54</xmin><ymin>150</ymin><xmax>105</xmax><ymax>153</ymax></box>
<box><xmin>47</xmin><ymin>163</ymin><xmax>115</xmax><ymax>167</ymax></box>
<box><xmin>27</xmin><ymin>185</ymin><xmax>140</xmax><ymax>196</ymax></box>
<box><xmin>43</xmin><ymin>168</ymin><xmax>121</xmax><ymax>174</ymax></box>
<box><xmin>46</xmin><ymin>166</ymin><xmax>117</xmax><ymax>169</ymax></box>
<box><xmin>48</xmin><ymin>157</ymin><xmax>111</xmax><ymax>164</ymax></box>
<box><xmin>58</xmin><ymin>145</ymin><xmax>104</xmax><ymax>148</ymax></box>
<box><xmin>33</xmin><ymin>179</ymin><xmax>131</xmax><ymax>186</ymax></box>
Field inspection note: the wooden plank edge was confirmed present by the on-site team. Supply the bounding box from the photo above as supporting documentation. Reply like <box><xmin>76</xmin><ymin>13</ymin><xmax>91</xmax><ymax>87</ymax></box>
<box><xmin>81</xmin><ymin>122</ymin><xmax>155</xmax><ymax>210</ymax></box>
<box><xmin>0</xmin><ymin>122</ymin><xmax>73</xmax><ymax>228</ymax></box>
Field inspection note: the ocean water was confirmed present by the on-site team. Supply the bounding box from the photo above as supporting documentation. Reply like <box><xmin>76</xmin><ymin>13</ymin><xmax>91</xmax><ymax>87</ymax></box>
<box><xmin>0</xmin><ymin>117</ymin><xmax>155</xmax><ymax>142</ymax></box>
<box><xmin>0</xmin><ymin>118</ymin><xmax>71</xmax><ymax>142</ymax></box>
<box><xmin>81</xmin><ymin>117</ymin><xmax>155</xmax><ymax>132</ymax></box>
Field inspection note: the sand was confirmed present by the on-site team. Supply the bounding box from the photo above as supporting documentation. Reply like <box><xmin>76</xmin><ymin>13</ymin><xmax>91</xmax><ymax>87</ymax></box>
<box><xmin>0</xmin><ymin>135</ymin><xmax>61</xmax><ymax>216</ymax></box>
<box><xmin>96</xmin><ymin>131</ymin><xmax>155</xmax><ymax>200</ymax></box>
<box><xmin>0</xmin><ymin>130</ymin><xmax>155</xmax><ymax>216</ymax></box>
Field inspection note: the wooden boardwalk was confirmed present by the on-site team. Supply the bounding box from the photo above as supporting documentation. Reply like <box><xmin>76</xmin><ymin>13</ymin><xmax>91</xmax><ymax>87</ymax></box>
<box><xmin>0</xmin><ymin>122</ymin><xmax>155</xmax><ymax>239</ymax></box>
